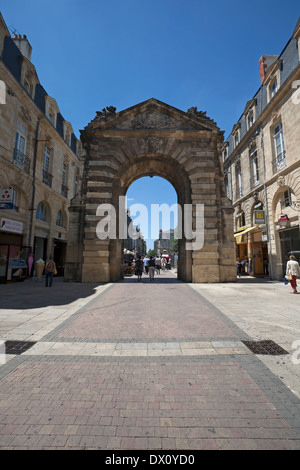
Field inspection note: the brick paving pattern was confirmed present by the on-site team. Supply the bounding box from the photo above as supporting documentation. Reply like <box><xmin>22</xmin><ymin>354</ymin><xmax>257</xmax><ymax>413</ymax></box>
<box><xmin>0</xmin><ymin>272</ymin><xmax>300</xmax><ymax>450</ymax></box>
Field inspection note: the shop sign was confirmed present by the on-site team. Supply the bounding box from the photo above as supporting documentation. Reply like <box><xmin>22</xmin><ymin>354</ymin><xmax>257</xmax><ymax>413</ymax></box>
<box><xmin>0</xmin><ymin>217</ymin><xmax>23</xmax><ymax>234</ymax></box>
<box><xmin>254</xmin><ymin>210</ymin><xmax>265</xmax><ymax>225</ymax></box>
<box><xmin>0</xmin><ymin>189</ymin><xmax>14</xmax><ymax>209</ymax></box>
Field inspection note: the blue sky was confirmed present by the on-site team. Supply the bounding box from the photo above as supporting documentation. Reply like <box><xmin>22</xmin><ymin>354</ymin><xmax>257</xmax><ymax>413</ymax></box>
<box><xmin>1</xmin><ymin>1</ymin><xmax>299</xmax><ymax>249</ymax></box>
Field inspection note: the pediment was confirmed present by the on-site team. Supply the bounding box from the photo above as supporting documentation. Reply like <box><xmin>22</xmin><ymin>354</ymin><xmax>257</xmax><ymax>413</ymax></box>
<box><xmin>85</xmin><ymin>99</ymin><xmax>218</xmax><ymax>134</ymax></box>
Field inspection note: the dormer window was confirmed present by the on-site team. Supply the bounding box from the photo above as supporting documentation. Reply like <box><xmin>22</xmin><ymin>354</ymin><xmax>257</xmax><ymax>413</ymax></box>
<box><xmin>234</xmin><ymin>131</ymin><xmax>240</xmax><ymax>148</ymax></box>
<box><xmin>222</xmin><ymin>144</ymin><xmax>229</xmax><ymax>161</ymax></box>
<box><xmin>247</xmin><ymin>110</ymin><xmax>254</xmax><ymax>130</ymax></box>
<box><xmin>271</xmin><ymin>79</ymin><xmax>278</xmax><ymax>98</ymax></box>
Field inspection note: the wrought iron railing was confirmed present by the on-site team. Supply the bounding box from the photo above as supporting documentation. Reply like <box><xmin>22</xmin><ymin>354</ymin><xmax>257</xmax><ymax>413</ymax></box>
<box><xmin>61</xmin><ymin>184</ymin><xmax>69</xmax><ymax>198</ymax></box>
<box><xmin>13</xmin><ymin>149</ymin><xmax>30</xmax><ymax>174</ymax></box>
<box><xmin>42</xmin><ymin>170</ymin><xmax>53</xmax><ymax>187</ymax></box>
<box><xmin>272</xmin><ymin>151</ymin><xmax>286</xmax><ymax>173</ymax></box>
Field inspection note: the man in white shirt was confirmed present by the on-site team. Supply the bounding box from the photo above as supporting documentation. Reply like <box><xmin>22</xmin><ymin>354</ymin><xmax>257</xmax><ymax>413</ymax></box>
<box><xmin>143</xmin><ymin>256</ymin><xmax>149</xmax><ymax>274</ymax></box>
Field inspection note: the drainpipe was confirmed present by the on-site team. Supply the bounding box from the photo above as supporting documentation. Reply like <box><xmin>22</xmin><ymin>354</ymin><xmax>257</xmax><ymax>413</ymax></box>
<box><xmin>28</xmin><ymin>117</ymin><xmax>40</xmax><ymax>248</ymax></box>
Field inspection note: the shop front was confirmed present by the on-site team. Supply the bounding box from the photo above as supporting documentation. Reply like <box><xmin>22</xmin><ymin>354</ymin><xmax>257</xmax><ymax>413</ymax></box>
<box><xmin>0</xmin><ymin>217</ymin><xmax>29</xmax><ymax>282</ymax></box>
<box><xmin>234</xmin><ymin>225</ymin><xmax>268</xmax><ymax>276</ymax></box>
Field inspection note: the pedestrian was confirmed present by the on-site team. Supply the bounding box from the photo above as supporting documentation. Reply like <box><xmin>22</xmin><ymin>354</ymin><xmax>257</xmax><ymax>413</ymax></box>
<box><xmin>148</xmin><ymin>256</ymin><xmax>155</xmax><ymax>281</ymax></box>
<box><xmin>45</xmin><ymin>255</ymin><xmax>56</xmax><ymax>287</ymax></box>
<box><xmin>286</xmin><ymin>255</ymin><xmax>300</xmax><ymax>294</ymax></box>
<box><xmin>236</xmin><ymin>258</ymin><xmax>242</xmax><ymax>278</ymax></box>
<box><xmin>155</xmin><ymin>256</ymin><xmax>161</xmax><ymax>274</ymax></box>
<box><xmin>143</xmin><ymin>255</ymin><xmax>149</xmax><ymax>274</ymax></box>
<box><xmin>135</xmin><ymin>255</ymin><xmax>143</xmax><ymax>282</ymax></box>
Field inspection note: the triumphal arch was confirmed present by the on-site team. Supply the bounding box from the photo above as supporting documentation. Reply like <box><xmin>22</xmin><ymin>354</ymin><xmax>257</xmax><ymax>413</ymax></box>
<box><xmin>64</xmin><ymin>98</ymin><xmax>235</xmax><ymax>283</ymax></box>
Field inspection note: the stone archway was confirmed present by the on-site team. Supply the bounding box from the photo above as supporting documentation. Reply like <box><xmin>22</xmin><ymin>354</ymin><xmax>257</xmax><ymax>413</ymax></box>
<box><xmin>65</xmin><ymin>98</ymin><xmax>236</xmax><ymax>283</ymax></box>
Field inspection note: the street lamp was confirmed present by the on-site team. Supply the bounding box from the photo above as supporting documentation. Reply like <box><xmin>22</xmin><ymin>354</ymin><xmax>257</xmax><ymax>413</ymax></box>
<box><xmin>278</xmin><ymin>214</ymin><xmax>289</xmax><ymax>228</ymax></box>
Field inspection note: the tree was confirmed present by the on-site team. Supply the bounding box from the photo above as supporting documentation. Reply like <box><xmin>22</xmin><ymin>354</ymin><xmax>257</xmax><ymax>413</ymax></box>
<box><xmin>147</xmin><ymin>249</ymin><xmax>157</xmax><ymax>257</ymax></box>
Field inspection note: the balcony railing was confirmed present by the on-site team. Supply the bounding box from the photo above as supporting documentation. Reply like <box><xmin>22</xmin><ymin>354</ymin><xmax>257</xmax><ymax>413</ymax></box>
<box><xmin>42</xmin><ymin>170</ymin><xmax>53</xmax><ymax>187</ymax></box>
<box><xmin>13</xmin><ymin>149</ymin><xmax>30</xmax><ymax>174</ymax></box>
<box><xmin>272</xmin><ymin>151</ymin><xmax>286</xmax><ymax>173</ymax></box>
<box><xmin>61</xmin><ymin>184</ymin><xmax>69</xmax><ymax>198</ymax></box>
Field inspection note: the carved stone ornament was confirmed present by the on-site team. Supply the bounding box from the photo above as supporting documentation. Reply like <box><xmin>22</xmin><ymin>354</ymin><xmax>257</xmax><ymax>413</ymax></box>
<box><xmin>137</xmin><ymin>136</ymin><xmax>166</xmax><ymax>154</ymax></box>
<box><xmin>187</xmin><ymin>107</ymin><xmax>216</xmax><ymax>125</ymax></box>
<box><xmin>95</xmin><ymin>106</ymin><xmax>117</xmax><ymax>120</ymax></box>
<box><xmin>248</xmin><ymin>136</ymin><xmax>257</xmax><ymax>150</ymax></box>
<box><xmin>20</xmin><ymin>106</ymin><xmax>32</xmax><ymax>123</ymax></box>
<box><xmin>277</xmin><ymin>175</ymin><xmax>285</xmax><ymax>187</ymax></box>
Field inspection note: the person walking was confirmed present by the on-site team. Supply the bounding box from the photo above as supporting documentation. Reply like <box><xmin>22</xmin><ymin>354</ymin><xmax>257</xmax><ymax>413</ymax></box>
<box><xmin>148</xmin><ymin>256</ymin><xmax>155</xmax><ymax>281</ymax></box>
<box><xmin>135</xmin><ymin>256</ymin><xmax>143</xmax><ymax>282</ymax></box>
<box><xmin>155</xmin><ymin>256</ymin><xmax>161</xmax><ymax>274</ymax></box>
<box><xmin>236</xmin><ymin>258</ymin><xmax>242</xmax><ymax>278</ymax></box>
<box><xmin>45</xmin><ymin>255</ymin><xmax>56</xmax><ymax>287</ymax></box>
<box><xmin>143</xmin><ymin>255</ymin><xmax>149</xmax><ymax>274</ymax></box>
<box><xmin>286</xmin><ymin>255</ymin><xmax>300</xmax><ymax>294</ymax></box>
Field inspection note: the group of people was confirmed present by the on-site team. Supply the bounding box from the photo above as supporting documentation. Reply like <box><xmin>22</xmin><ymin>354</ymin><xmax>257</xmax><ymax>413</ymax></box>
<box><xmin>133</xmin><ymin>255</ymin><xmax>170</xmax><ymax>282</ymax></box>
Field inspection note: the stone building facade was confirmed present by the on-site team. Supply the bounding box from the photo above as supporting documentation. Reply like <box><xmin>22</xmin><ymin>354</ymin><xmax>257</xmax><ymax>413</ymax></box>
<box><xmin>0</xmin><ymin>14</ymin><xmax>81</xmax><ymax>281</ymax></box>
<box><xmin>65</xmin><ymin>99</ymin><xmax>235</xmax><ymax>283</ymax></box>
<box><xmin>223</xmin><ymin>18</ymin><xmax>300</xmax><ymax>280</ymax></box>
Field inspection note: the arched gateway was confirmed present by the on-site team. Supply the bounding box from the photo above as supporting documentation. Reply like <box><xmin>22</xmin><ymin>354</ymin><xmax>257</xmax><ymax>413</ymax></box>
<box><xmin>64</xmin><ymin>99</ymin><xmax>235</xmax><ymax>283</ymax></box>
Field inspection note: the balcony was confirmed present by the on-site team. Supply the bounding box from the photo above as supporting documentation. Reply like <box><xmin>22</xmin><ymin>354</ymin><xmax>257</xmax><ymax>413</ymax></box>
<box><xmin>272</xmin><ymin>151</ymin><xmax>286</xmax><ymax>173</ymax></box>
<box><xmin>42</xmin><ymin>170</ymin><xmax>53</xmax><ymax>187</ymax></box>
<box><xmin>13</xmin><ymin>149</ymin><xmax>30</xmax><ymax>174</ymax></box>
<box><xmin>61</xmin><ymin>184</ymin><xmax>69</xmax><ymax>198</ymax></box>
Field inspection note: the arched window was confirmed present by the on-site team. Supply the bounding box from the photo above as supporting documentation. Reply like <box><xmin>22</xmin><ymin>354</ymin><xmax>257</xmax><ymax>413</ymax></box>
<box><xmin>36</xmin><ymin>202</ymin><xmax>47</xmax><ymax>221</ymax></box>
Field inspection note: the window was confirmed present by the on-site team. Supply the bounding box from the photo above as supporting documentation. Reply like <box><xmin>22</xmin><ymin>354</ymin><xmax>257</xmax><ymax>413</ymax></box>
<box><xmin>282</xmin><ymin>189</ymin><xmax>292</xmax><ymax>208</ymax></box>
<box><xmin>13</xmin><ymin>120</ymin><xmax>30</xmax><ymax>173</ymax></box>
<box><xmin>271</xmin><ymin>79</ymin><xmax>278</xmax><ymax>98</ymax></box>
<box><xmin>224</xmin><ymin>175</ymin><xmax>229</xmax><ymax>198</ymax></box>
<box><xmin>236</xmin><ymin>211</ymin><xmax>246</xmax><ymax>229</ymax></box>
<box><xmin>234</xmin><ymin>132</ymin><xmax>240</xmax><ymax>148</ymax></box>
<box><xmin>36</xmin><ymin>202</ymin><xmax>47</xmax><ymax>221</ymax></box>
<box><xmin>235</xmin><ymin>163</ymin><xmax>242</xmax><ymax>199</ymax></box>
<box><xmin>61</xmin><ymin>162</ymin><xmax>69</xmax><ymax>197</ymax></box>
<box><xmin>222</xmin><ymin>146</ymin><xmax>228</xmax><ymax>161</ymax></box>
<box><xmin>250</xmin><ymin>148</ymin><xmax>259</xmax><ymax>186</ymax></box>
<box><xmin>42</xmin><ymin>145</ymin><xmax>53</xmax><ymax>187</ymax></box>
<box><xmin>247</xmin><ymin>110</ymin><xmax>254</xmax><ymax>130</ymax></box>
<box><xmin>273</xmin><ymin>122</ymin><xmax>285</xmax><ymax>171</ymax></box>
<box><xmin>56</xmin><ymin>210</ymin><xmax>65</xmax><ymax>227</ymax></box>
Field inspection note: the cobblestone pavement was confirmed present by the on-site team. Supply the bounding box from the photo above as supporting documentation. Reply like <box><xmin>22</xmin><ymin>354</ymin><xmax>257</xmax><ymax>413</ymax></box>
<box><xmin>0</xmin><ymin>271</ymin><xmax>300</xmax><ymax>450</ymax></box>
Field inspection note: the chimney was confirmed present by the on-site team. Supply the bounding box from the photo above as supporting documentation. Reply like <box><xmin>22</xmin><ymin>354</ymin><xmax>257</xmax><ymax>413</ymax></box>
<box><xmin>259</xmin><ymin>55</ymin><xmax>279</xmax><ymax>85</ymax></box>
<box><xmin>13</xmin><ymin>34</ymin><xmax>32</xmax><ymax>61</ymax></box>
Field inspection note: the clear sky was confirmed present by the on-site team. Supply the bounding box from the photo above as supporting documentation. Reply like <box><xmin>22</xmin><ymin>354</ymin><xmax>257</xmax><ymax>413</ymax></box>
<box><xmin>1</xmin><ymin>1</ymin><xmax>299</xmax><ymax>249</ymax></box>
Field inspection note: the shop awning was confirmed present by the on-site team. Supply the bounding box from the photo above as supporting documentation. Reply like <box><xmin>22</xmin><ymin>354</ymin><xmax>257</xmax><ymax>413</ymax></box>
<box><xmin>234</xmin><ymin>225</ymin><xmax>258</xmax><ymax>244</ymax></box>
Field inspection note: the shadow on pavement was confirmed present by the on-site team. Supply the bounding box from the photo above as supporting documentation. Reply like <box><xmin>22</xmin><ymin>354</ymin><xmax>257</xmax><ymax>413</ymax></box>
<box><xmin>0</xmin><ymin>277</ymin><xmax>102</xmax><ymax>310</ymax></box>
<box><xmin>236</xmin><ymin>275</ymin><xmax>279</xmax><ymax>284</ymax></box>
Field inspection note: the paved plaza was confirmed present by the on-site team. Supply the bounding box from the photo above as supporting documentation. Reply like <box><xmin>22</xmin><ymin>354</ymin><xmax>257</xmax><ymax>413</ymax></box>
<box><xmin>0</xmin><ymin>271</ymin><xmax>300</xmax><ymax>450</ymax></box>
